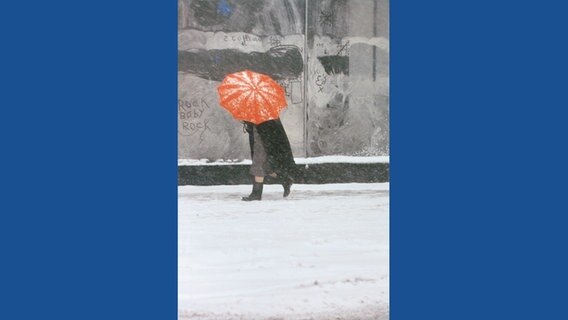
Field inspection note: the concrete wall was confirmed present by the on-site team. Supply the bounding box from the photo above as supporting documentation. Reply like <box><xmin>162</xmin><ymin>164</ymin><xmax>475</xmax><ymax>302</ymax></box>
<box><xmin>178</xmin><ymin>0</ymin><xmax>389</xmax><ymax>160</ymax></box>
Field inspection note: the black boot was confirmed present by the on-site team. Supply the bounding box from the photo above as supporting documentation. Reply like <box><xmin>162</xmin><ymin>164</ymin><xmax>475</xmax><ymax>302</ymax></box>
<box><xmin>242</xmin><ymin>182</ymin><xmax>263</xmax><ymax>201</ymax></box>
<box><xmin>282</xmin><ymin>176</ymin><xmax>293</xmax><ymax>198</ymax></box>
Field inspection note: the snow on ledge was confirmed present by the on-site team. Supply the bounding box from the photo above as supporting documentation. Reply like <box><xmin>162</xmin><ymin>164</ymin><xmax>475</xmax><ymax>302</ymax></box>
<box><xmin>178</xmin><ymin>156</ymin><xmax>389</xmax><ymax>166</ymax></box>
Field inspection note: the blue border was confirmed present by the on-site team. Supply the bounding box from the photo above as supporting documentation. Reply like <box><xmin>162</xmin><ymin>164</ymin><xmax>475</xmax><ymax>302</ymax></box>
<box><xmin>391</xmin><ymin>0</ymin><xmax>568</xmax><ymax>319</ymax></box>
<box><xmin>1</xmin><ymin>1</ymin><xmax>177</xmax><ymax>319</ymax></box>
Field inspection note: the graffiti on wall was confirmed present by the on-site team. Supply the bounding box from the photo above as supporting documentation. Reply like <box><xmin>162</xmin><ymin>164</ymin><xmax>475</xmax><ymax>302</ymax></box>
<box><xmin>178</xmin><ymin>45</ymin><xmax>303</xmax><ymax>82</ymax></box>
<box><xmin>277</xmin><ymin>79</ymin><xmax>303</xmax><ymax>104</ymax></box>
<box><xmin>317</xmin><ymin>40</ymin><xmax>350</xmax><ymax>75</ymax></box>
<box><xmin>178</xmin><ymin>0</ymin><xmax>306</xmax><ymax>160</ymax></box>
<box><xmin>178</xmin><ymin>98</ymin><xmax>212</xmax><ymax>141</ymax></box>
<box><xmin>178</xmin><ymin>0</ymin><xmax>389</xmax><ymax>160</ymax></box>
<box><xmin>307</xmin><ymin>0</ymin><xmax>389</xmax><ymax>157</ymax></box>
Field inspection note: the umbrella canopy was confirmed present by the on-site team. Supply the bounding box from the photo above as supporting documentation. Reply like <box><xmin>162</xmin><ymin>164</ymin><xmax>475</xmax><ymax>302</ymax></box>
<box><xmin>217</xmin><ymin>70</ymin><xmax>287</xmax><ymax>125</ymax></box>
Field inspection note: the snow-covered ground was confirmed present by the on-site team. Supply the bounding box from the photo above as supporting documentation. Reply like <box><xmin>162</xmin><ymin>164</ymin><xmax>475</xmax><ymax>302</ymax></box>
<box><xmin>178</xmin><ymin>156</ymin><xmax>389</xmax><ymax>166</ymax></box>
<box><xmin>179</xmin><ymin>183</ymin><xmax>389</xmax><ymax>320</ymax></box>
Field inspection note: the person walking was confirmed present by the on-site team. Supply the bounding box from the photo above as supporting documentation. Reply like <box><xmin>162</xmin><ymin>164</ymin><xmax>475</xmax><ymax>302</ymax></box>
<box><xmin>242</xmin><ymin>119</ymin><xmax>295</xmax><ymax>201</ymax></box>
<box><xmin>216</xmin><ymin>69</ymin><xmax>296</xmax><ymax>200</ymax></box>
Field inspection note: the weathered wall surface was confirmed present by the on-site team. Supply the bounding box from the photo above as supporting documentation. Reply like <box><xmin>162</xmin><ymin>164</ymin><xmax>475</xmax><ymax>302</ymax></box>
<box><xmin>178</xmin><ymin>0</ymin><xmax>306</xmax><ymax>160</ymax></box>
<box><xmin>178</xmin><ymin>0</ymin><xmax>388</xmax><ymax>160</ymax></box>
<box><xmin>307</xmin><ymin>0</ymin><xmax>389</xmax><ymax>156</ymax></box>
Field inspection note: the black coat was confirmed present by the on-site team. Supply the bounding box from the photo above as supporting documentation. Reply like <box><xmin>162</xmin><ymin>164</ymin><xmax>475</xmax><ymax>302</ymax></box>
<box><xmin>245</xmin><ymin>119</ymin><xmax>296</xmax><ymax>179</ymax></box>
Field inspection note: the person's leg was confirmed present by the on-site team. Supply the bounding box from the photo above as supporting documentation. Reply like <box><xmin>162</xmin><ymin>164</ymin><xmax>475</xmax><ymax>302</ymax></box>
<box><xmin>267</xmin><ymin>172</ymin><xmax>293</xmax><ymax>198</ymax></box>
<box><xmin>242</xmin><ymin>176</ymin><xmax>264</xmax><ymax>201</ymax></box>
<box><xmin>281</xmin><ymin>174</ymin><xmax>293</xmax><ymax>197</ymax></box>
<box><xmin>244</xmin><ymin>127</ymin><xmax>270</xmax><ymax>201</ymax></box>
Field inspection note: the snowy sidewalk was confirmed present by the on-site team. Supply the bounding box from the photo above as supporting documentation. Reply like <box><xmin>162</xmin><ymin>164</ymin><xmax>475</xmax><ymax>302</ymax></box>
<box><xmin>179</xmin><ymin>183</ymin><xmax>389</xmax><ymax>320</ymax></box>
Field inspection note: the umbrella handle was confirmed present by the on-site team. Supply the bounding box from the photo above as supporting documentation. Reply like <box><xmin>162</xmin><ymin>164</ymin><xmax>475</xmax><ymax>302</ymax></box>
<box><xmin>242</xmin><ymin>121</ymin><xmax>253</xmax><ymax>134</ymax></box>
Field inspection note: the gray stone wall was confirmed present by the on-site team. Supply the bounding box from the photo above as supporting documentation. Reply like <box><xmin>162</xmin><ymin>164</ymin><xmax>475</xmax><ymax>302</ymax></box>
<box><xmin>178</xmin><ymin>0</ymin><xmax>388</xmax><ymax>160</ymax></box>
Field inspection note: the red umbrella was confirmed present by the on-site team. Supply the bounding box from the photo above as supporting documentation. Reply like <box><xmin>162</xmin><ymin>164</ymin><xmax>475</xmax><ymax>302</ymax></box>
<box><xmin>217</xmin><ymin>70</ymin><xmax>287</xmax><ymax>125</ymax></box>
